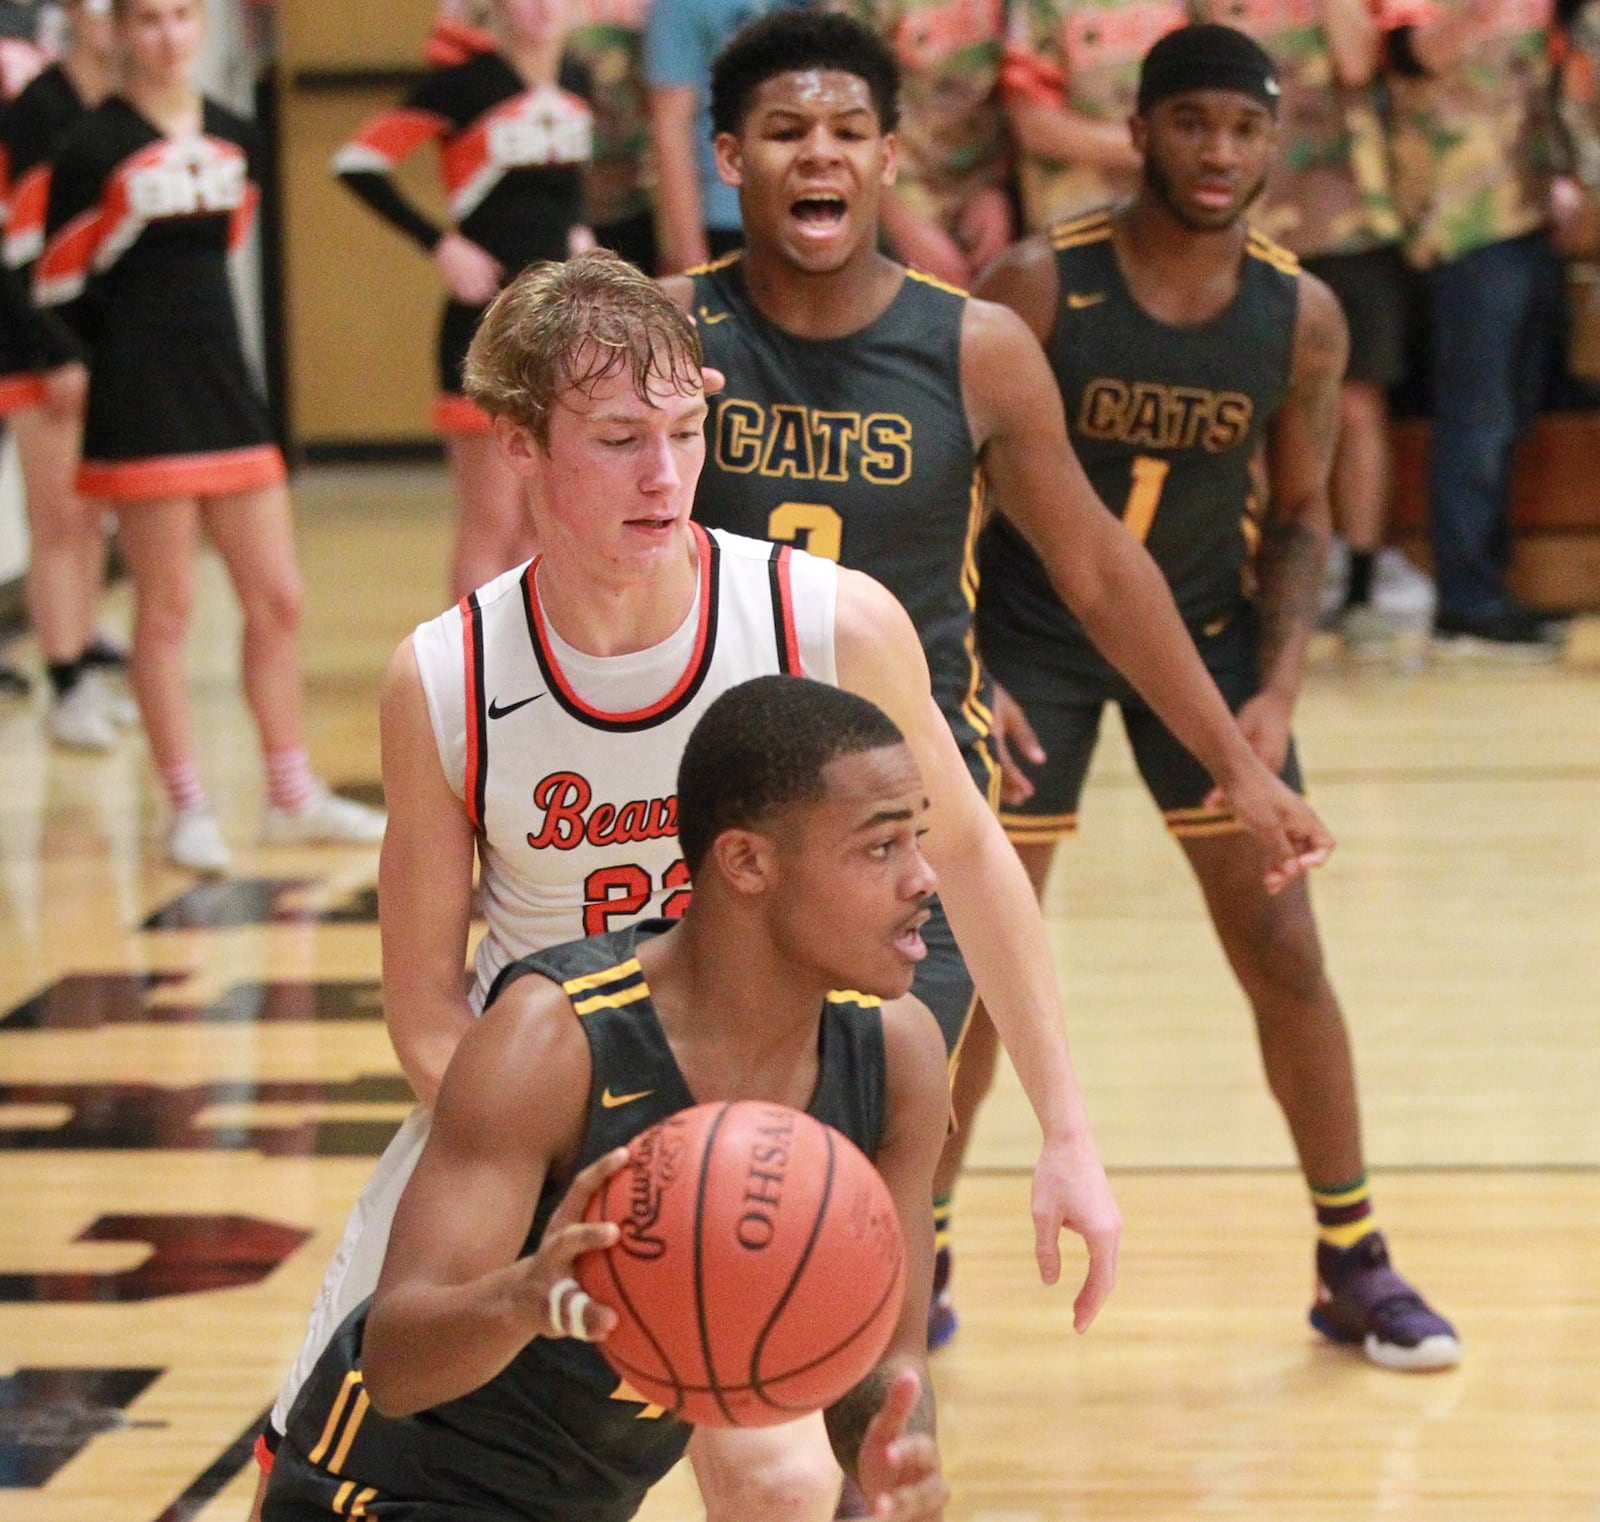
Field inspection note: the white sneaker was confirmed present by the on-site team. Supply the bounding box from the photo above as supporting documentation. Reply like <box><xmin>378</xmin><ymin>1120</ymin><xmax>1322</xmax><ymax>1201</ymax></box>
<box><xmin>262</xmin><ymin>784</ymin><xmax>386</xmax><ymax>847</ymax></box>
<box><xmin>1372</xmin><ymin>547</ymin><xmax>1436</xmax><ymax>623</ymax></box>
<box><xmin>48</xmin><ymin>681</ymin><xmax>119</xmax><ymax>752</ymax></box>
<box><xmin>168</xmin><ymin>808</ymin><xmax>232</xmax><ymax>874</ymax></box>
<box><xmin>89</xmin><ymin>673</ymin><xmax>140</xmax><ymax>729</ymax></box>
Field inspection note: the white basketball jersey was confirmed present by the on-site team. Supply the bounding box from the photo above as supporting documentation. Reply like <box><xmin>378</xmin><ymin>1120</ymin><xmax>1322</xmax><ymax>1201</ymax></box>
<box><xmin>412</xmin><ymin>526</ymin><xmax>838</xmax><ymax>1006</ymax></box>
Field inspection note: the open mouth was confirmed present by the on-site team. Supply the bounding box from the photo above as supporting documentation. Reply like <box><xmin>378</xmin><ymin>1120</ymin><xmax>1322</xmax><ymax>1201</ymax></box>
<box><xmin>893</xmin><ymin>907</ymin><xmax>931</xmax><ymax>962</ymax></box>
<box><xmin>791</xmin><ymin>194</ymin><xmax>847</xmax><ymax>232</ymax></box>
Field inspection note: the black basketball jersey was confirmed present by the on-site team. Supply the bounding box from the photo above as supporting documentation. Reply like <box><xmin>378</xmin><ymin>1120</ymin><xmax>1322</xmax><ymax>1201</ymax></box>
<box><xmin>277</xmin><ymin>921</ymin><xmax>889</xmax><ymax>1522</ymax></box>
<box><xmin>979</xmin><ymin>209</ymin><xmax>1300</xmax><ymax>654</ymax></box>
<box><xmin>689</xmin><ymin>256</ymin><xmax>994</xmax><ymax>770</ymax></box>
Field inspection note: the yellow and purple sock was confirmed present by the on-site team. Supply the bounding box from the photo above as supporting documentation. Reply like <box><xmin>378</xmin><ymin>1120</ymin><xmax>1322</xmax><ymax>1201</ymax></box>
<box><xmin>1311</xmin><ymin>1174</ymin><xmax>1374</xmax><ymax>1250</ymax></box>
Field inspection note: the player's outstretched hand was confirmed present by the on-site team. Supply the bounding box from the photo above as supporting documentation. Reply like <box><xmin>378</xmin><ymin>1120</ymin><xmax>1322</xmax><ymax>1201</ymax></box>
<box><xmin>521</xmin><ymin>1146</ymin><xmax>628</xmax><ymax>1342</ymax></box>
<box><xmin>990</xmin><ymin>681</ymin><xmax>1045</xmax><ymax>806</ymax></box>
<box><xmin>1206</xmin><ymin>757</ymin><xmax>1334</xmax><ymax>895</ymax></box>
<box><xmin>855</xmin><ymin>1369</ymin><xmax>948</xmax><ymax>1521</ymax></box>
<box><xmin>1032</xmin><ymin>1132</ymin><xmax>1121</xmax><ymax>1329</ymax></box>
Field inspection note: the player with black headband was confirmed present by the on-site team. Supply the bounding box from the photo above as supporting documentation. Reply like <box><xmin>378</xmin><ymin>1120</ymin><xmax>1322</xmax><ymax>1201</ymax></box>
<box><xmin>972</xmin><ymin>22</ymin><xmax>1461</xmax><ymax>1372</ymax></box>
<box><xmin>673</xmin><ymin>8</ymin><xmax>1338</xmax><ymax>1368</ymax></box>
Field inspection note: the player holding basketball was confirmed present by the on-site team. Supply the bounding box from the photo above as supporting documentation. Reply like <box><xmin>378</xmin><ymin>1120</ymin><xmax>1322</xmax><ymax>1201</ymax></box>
<box><xmin>970</xmin><ymin>23</ymin><xmax>1459</xmax><ymax>1370</ymax></box>
<box><xmin>263</xmin><ymin>676</ymin><xmax>951</xmax><ymax>1522</ymax></box>
<box><xmin>670</xmin><ymin>7</ymin><xmax>1332</xmax><ymax>1351</ymax></box>
<box><xmin>245</xmin><ymin>250</ymin><xmax>1117</xmax><ymax>1522</ymax></box>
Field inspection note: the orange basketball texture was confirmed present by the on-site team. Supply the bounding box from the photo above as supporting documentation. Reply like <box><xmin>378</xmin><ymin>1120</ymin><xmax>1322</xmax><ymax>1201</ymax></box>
<box><xmin>576</xmin><ymin>1100</ymin><xmax>906</xmax><ymax>1427</ymax></box>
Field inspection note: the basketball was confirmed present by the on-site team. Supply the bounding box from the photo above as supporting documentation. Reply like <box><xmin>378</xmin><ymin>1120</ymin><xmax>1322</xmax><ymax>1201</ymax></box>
<box><xmin>576</xmin><ymin>1100</ymin><xmax>906</xmax><ymax>1427</ymax></box>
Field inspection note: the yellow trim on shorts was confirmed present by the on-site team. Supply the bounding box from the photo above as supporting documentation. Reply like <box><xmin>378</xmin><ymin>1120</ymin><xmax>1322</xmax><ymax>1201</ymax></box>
<box><xmin>1000</xmin><ymin>810</ymin><xmax>1078</xmax><ymax>845</ymax></box>
<box><xmin>1166</xmin><ymin>805</ymin><xmax>1245</xmax><ymax>839</ymax></box>
<box><xmin>571</xmin><ymin>983</ymin><xmax>650</xmax><ymax>1015</ymax></box>
<box><xmin>562</xmin><ymin>958</ymin><xmax>643</xmax><ymax>993</ymax></box>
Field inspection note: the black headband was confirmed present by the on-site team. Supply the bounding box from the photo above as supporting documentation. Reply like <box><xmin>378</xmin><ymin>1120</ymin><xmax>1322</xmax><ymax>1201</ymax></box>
<box><xmin>1136</xmin><ymin>24</ymin><xmax>1282</xmax><ymax>116</ymax></box>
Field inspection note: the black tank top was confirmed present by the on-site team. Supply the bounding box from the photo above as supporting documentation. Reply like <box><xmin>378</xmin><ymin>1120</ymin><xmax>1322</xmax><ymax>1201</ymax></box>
<box><xmin>689</xmin><ymin>255</ymin><xmax>994</xmax><ymax>770</ymax></box>
<box><xmin>282</xmin><ymin>921</ymin><xmax>889</xmax><ymax>1522</ymax></box>
<box><xmin>979</xmin><ymin>210</ymin><xmax>1299</xmax><ymax>661</ymax></box>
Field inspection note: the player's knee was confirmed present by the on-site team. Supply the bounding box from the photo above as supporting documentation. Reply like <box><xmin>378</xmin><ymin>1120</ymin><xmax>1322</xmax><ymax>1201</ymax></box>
<box><xmin>695</xmin><ymin>1435</ymin><xmax>841</xmax><ymax>1522</ymax></box>
<box><xmin>1236</xmin><ymin>912</ymin><xmax>1328</xmax><ymax>1010</ymax></box>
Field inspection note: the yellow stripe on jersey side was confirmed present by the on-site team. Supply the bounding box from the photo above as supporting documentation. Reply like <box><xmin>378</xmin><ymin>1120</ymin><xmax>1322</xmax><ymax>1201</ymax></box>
<box><xmin>571</xmin><ymin>983</ymin><xmax>650</xmax><ymax>1015</ymax></box>
<box><xmin>958</xmin><ymin>469</ymin><xmax>995</xmax><ymax>759</ymax></box>
<box><xmin>308</xmin><ymin>1371</ymin><xmax>363</xmax><ymax>1466</ymax></box>
<box><xmin>905</xmin><ymin>266</ymin><xmax>970</xmax><ymax>299</ymax></box>
<box><xmin>328</xmin><ymin>1388</ymin><xmax>370</xmax><ymax>1474</ymax></box>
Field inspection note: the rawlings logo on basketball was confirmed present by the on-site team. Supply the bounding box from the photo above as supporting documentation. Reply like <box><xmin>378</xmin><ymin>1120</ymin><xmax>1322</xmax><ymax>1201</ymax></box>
<box><xmin>580</xmin><ymin>1103</ymin><xmax>907</xmax><ymax>1427</ymax></box>
<box><xmin>735</xmin><ymin>1107</ymin><xmax>798</xmax><ymax>1250</ymax></box>
<box><xmin>616</xmin><ymin>1118</ymin><xmax>687</xmax><ymax>1260</ymax></box>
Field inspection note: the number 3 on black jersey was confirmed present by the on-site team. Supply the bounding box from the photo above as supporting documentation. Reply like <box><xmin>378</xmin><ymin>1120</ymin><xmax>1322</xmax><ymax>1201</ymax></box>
<box><xmin>767</xmin><ymin>501</ymin><xmax>843</xmax><ymax>562</ymax></box>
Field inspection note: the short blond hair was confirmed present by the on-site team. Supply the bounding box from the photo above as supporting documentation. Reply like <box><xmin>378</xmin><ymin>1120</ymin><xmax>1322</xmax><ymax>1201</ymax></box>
<box><xmin>464</xmin><ymin>252</ymin><xmax>704</xmax><ymax>447</ymax></box>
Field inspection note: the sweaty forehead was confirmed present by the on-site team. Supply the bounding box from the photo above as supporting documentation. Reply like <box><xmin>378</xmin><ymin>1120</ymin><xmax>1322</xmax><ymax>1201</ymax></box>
<box><xmin>818</xmin><ymin>744</ymin><xmax>925</xmax><ymax>814</ymax></box>
<box><xmin>749</xmin><ymin>69</ymin><xmax>877</xmax><ymax>117</ymax></box>
<box><xmin>560</xmin><ymin>346</ymin><xmax>702</xmax><ymax>416</ymax></box>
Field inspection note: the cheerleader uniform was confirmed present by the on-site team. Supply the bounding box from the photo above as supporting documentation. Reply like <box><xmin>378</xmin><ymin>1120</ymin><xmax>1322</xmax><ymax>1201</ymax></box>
<box><xmin>34</xmin><ymin>95</ymin><xmax>285</xmax><ymax>502</ymax></box>
<box><xmin>331</xmin><ymin>48</ymin><xmax>593</xmax><ymax>435</ymax></box>
<box><xmin>0</xmin><ymin>63</ymin><xmax>85</xmax><ymax>415</ymax></box>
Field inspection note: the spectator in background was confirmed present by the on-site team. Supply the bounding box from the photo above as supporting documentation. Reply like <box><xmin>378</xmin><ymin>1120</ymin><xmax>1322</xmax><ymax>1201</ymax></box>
<box><xmin>1</xmin><ymin>0</ymin><xmax>129</xmax><ymax>748</ymax></box>
<box><xmin>646</xmin><ymin>0</ymin><xmax>803</xmax><ymax>271</ymax></box>
<box><xmin>1200</xmin><ymin>0</ymin><xmax>1434</xmax><ymax>654</ymax></box>
<box><xmin>335</xmin><ymin>0</ymin><xmax>594</xmax><ymax>600</ymax></box>
<box><xmin>1001</xmin><ymin>0</ymin><xmax>1185</xmax><ymax>233</ymax></box>
<box><xmin>432</xmin><ymin>3</ymin><xmax>656</xmax><ymax>297</ymax></box>
<box><xmin>0</xmin><ymin>0</ymin><xmax>54</xmax><ymax>698</ymax></box>
<box><xmin>1380</xmin><ymin>0</ymin><xmax>1570</xmax><ymax>655</ymax></box>
<box><xmin>38</xmin><ymin>0</ymin><xmax>387</xmax><ymax>872</ymax></box>
<box><xmin>567</xmin><ymin>0</ymin><xmax>657</xmax><ymax>270</ymax></box>
<box><xmin>833</xmin><ymin>0</ymin><xmax>1012</xmax><ymax>286</ymax></box>
<box><xmin>1555</xmin><ymin>0</ymin><xmax>1600</xmax><ymax>254</ymax></box>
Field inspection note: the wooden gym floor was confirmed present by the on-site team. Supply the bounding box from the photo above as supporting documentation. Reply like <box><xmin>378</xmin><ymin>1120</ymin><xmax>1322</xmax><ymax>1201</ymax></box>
<box><xmin>1</xmin><ymin>467</ymin><xmax>1596</xmax><ymax>1522</ymax></box>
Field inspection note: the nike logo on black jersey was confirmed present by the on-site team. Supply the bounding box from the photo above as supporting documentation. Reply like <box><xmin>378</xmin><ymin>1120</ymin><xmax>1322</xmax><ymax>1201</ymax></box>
<box><xmin>698</xmin><ymin>305</ymin><xmax>731</xmax><ymax>325</ymax></box>
<box><xmin>601</xmin><ymin>1086</ymin><xmax>654</xmax><ymax>1108</ymax></box>
<box><xmin>488</xmin><ymin>693</ymin><xmax>544</xmax><ymax>719</ymax></box>
<box><xmin>1066</xmin><ymin>291</ymin><xmax>1107</xmax><ymax>309</ymax></box>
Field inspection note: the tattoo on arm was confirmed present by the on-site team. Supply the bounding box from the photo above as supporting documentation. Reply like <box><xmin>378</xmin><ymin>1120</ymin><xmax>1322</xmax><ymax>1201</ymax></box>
<box><xmin>1254</xmin><ymin>282</ymin><xmax>1345</xmax><ymax>683</ymax></box>
<box><xmin>824</xmin><ymin>1362</ymin><xmax>936</xmax><ymax>1477</ymax></box>
<box><xmin>1255</xmin><ymin>517</ymin><xmax>1327</xmax><ymax>682</ymax></box>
